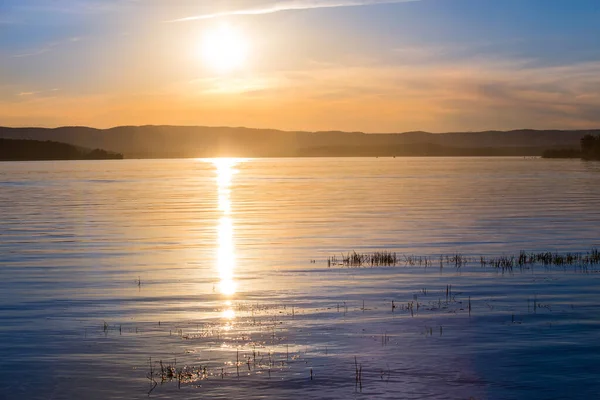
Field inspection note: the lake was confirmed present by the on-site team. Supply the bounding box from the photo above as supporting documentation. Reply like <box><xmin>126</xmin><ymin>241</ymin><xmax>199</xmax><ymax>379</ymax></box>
<box><xmin>1</xmin><ymin>157</ymin><xmax>600</xmax><ymax>399</ymax></box>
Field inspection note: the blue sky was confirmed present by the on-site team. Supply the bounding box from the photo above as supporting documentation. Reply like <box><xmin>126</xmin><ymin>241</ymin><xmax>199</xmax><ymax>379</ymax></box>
<box><xmin>1</xmin><ymin>0</ymin><xmax>599</xmax><ymax>131</ymax></box>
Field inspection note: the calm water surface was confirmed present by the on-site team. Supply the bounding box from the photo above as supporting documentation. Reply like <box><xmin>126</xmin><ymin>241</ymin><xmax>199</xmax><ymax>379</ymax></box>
<box><xmin>1</xmin><ymin>158</ymin><xmax>599</xmax><ymax>399</ymax></box>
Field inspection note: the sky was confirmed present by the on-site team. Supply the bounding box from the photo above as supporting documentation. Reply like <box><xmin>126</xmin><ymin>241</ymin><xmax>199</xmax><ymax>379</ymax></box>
<box><xmin>1</xmin><ymin>0</ymin><xmax>599</xmax><ymax>132</ymax></box>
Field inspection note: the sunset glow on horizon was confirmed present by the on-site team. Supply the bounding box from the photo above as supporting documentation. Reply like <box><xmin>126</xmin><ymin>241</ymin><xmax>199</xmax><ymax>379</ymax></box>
<box><xmin>1</xmin><ymin>1</ymin><xmax>600</xmax><ymax>132</ymax></box>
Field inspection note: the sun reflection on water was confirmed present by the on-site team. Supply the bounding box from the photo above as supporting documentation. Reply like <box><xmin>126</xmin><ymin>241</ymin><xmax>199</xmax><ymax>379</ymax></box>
<box><xmin>217</xmin><ymin>216</ymin><xmax>236</xmax><ymax>295</ymax></box>
<box><xmin>211</xmin><ymin>159</ymin><xmax>243</xmax><ymax>298</ymax></box>
<box><xmin>221</xmin><ymin>307</ymin><xmax>236</xmax><ymax>320</ymax></box>
<box><xmin>215</xmin><ymin>159</ymin><xmax>237</xmax><ymax>215</ymax></box>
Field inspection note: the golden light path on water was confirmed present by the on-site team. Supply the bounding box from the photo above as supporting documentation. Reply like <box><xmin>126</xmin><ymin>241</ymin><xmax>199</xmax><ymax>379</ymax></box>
<box><xmin>210</xmin><ymin>158</ymin><xmax>244</xmax><ymax>322</ymax></box>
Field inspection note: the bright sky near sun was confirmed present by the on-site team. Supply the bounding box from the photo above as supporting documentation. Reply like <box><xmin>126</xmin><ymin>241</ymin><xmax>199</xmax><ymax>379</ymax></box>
<box><xmin>1</xmin><ymin>0</ymin><xmax>600</xmax><ymax>132</ymax></box>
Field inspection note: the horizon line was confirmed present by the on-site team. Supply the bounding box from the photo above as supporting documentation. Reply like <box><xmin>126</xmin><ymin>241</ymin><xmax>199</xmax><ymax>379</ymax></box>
<box><xmin>1</xmin><ymin>125</ymin><xmax>598</xmax><ymax>135</ymax></box>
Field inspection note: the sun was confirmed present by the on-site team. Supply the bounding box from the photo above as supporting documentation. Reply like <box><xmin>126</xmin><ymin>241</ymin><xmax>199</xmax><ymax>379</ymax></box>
<box><xmin>201</xmin><ymin>24</ymin><xmax>249</xmax><ymax>73</ymax></box>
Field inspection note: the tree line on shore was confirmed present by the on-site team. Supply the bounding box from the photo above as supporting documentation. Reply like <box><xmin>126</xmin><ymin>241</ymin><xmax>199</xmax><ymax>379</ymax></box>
<box><xmin>1</xmin><ymin>126</ymin><xmax>595</xmax><ymax>158</ymax></box>
<box><xmin>2</xmin><ymin>133</ymin><xmax>599</xmax><ymax>161</ymax></box>
<box><xmin>0</xmin><ymin>138</ymin><xmax>123</xmax><ymax>161</ymax></box>
<box><xmin>542</xmin><ymin>134</ymin><xmax>600</xmax><ymax>160</ymax></box>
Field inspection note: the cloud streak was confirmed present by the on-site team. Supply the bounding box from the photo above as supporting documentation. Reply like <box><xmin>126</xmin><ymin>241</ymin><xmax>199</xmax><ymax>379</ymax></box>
<box><xmin>8</xmin><ymin>0</ymin><xmax>139</xmax><ymax>15</ymax></box>
<box><xmin>10</xmin><ymin>37</ymin><xmax>81</xmax><ymax>58</ymax></box>
<box><xmin>169</xmin><ymin>0</ymin><xmax>418</xmax><ymax>22</ymax></box>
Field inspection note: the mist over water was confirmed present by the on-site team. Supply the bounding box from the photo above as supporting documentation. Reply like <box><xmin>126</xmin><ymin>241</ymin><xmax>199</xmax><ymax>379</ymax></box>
<box><xmin>1</xmin><ymin>157</ymin><xmax>600</xmax><ymax>399</ymax></box>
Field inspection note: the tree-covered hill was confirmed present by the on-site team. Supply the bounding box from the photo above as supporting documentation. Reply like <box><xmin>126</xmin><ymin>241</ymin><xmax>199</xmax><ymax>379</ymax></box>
<box><xmin>0</xmin><ymin>138</ymin><xmax>123</xmax><ymax>161</ymax></box>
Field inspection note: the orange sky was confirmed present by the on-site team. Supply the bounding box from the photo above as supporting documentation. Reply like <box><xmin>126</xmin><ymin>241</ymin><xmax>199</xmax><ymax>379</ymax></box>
<box><xmin>1</xmin><ymin>0</ymin><xmax>600</xmax><ymax>132</ymax></box>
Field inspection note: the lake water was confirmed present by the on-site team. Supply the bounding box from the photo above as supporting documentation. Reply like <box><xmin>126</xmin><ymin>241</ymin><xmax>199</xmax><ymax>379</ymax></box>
<box><xmin>1</xmin><ymin>157</ymin><xmax>600</xmax><ymax>399</ymax></box>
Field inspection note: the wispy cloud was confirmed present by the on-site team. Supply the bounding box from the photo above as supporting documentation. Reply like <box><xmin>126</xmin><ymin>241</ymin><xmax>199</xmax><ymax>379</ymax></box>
<box><xmin>169</xmin><ymin>0</ymin><xmax>418</xmax><ymax>22</ymax></box>
<box><xmin>11</xmin><ymin>47</ymin><xmax>55</xmax><ymax>58</ymax></box>
<box><xmin>10</xmin><ymin>0</ymin><xmax>139</xmax><ymax>15</ymax></box>
<box><xmin>10</xmin><ymin>37</ymin><xmax>82</xmax><ymax>58</ymax></box>
<box><xmin>17</xmin><ymin>88</ymin><xmax>60</xmax><ymax>97</ymax></box>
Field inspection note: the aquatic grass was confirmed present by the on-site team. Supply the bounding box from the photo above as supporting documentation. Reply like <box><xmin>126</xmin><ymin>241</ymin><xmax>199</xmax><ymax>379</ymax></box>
<box><xmin>355</xmin><ymin>357</ymin><xmax>363</xmax><ymax>392</ymax></box>
<box><xmin>326</xmin><ymin>248</ymin><xmax>600</xmax><ymax>270</ymax></box>
<box><xmin>144</xmin><ymin>346</ymin><xmax>298</xmax><ymax>393</ymax></box>
<box><xmin>133</xmin><ymin>268</ymin><xmax>594</xmax><ymax>398</ymax></box>
<box><xmin>147</xmin><ymin>357</ymin><xmax>157</xmax><ymax>396</ymax></box>
<box><xmin>328</xmin><ymin>250</ymin><xmax>399</xmax><ymax>267</ymax></box>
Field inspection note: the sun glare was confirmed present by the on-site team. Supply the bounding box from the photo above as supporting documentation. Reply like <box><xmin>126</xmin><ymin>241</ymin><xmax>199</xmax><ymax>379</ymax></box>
<box><xmin>201</xmin><ymin>24</ymin><xmax>249</xmax><ymax>73</ymax></box>
<box><xmin>211</xmin><ymin>158</ymin><xmax>245</xmax><ymax>297</ymax></box>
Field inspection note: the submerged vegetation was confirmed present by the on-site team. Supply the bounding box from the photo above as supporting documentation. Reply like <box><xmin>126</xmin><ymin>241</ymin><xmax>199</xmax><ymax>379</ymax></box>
<box><xmin>40</xmin><ymin>244</ymin><xmax>600</xmax><ymax>398</ymax></box>
<box><xmin>327</xmin><ymin>249</ymin><xmax>600</xmax><ymax>270</ymax></box>
<box><xmin>85</xmin><ymin>248</ymin><xmax>600</xmax><ymax>398</ymax></box>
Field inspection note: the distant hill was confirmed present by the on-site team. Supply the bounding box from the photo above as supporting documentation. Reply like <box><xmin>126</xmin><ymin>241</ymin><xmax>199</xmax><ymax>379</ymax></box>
<box><xmin>0</xmin><ymin>126</ymin><xmax>595</xmax><ymax>158</ymax></box>
<box><xmin>0</xmin><ymin>138</ymin><xmax>123</xmax><ymax>161</ymax></box>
